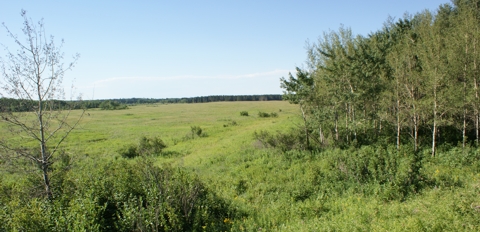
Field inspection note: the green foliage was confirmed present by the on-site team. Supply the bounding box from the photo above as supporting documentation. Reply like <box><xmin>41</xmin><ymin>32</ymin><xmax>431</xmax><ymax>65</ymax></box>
<box><xmin>258</xmin><ymin>111</ymin><xmax>278</xmax><ymax>118</ymax></box>
<box><xmin>118</xmin><ymin>144</ymin><xmax>139</xmax><ymax>159</ymax></box>
<box><xmin>190</xmin><ymin>125</ymin><xmax>207</xmax><ymax>138</ymax></box>
<box><xmin>138</xmin><ymin>136</ymin><xmax>167</xmax><ymax>155</ymax></box>
<box><xmin>254</xmin><ymin>129</ymin><xmax>303</xmax><ymax>151</ymax></box>
<box><xmin>0</xmin><ymin>159</ymin><xmax>240</xmax><ymax>231</ymax></box>
<box><xmin>118</xmin><ymin>136</ymin><xmax>167</xmax><ymax>158</ymax></box>
<box><xmin>278</xmin><ymin>0</ymin><xmax>480</xmax><ymax>154</ymax></box>
<box><xmin>240</xmin><ymin>111</ymin><xmax>249</xmax><ymax>116</ymax></box>
<box><xmin>191</xmin><ymin>125</ymin><xmax>202</xmax><ymax>137</ymax></box>
<box><xmin>99</xmin><ymin>100</ymin><xmax>128</xmax><ymax>110</ymax></box>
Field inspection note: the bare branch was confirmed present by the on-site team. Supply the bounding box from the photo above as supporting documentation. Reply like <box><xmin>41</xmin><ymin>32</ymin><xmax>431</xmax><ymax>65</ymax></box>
<box><xmin>0</xmin><ymin>10</ymin><xmax>81</xmax><ymax>198</ymax></box>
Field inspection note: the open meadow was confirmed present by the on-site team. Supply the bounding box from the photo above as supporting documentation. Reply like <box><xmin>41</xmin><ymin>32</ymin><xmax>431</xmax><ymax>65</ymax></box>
<box><xmin>65</xmin><ymin>101</ymin><xmax>299</xmax><ymax>161</ymax></box>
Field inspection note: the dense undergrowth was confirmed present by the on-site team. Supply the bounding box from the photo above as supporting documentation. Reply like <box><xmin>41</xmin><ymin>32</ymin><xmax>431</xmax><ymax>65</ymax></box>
<box><xmin>1</xmin><ymin>140</ymin><xmax>479</xmax><ymax>231</ymax></box>
<box><xmin>0</xmin><ymin>157</ymin><xmax>240</xmax><ymax>231</ymax></box>
<box><xmin>201</xmin><ymin>143</ymin><xmax>480</xmax><ymax>231</ymax></box>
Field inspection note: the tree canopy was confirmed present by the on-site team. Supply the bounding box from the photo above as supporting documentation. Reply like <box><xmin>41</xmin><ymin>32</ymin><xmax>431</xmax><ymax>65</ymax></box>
<box><xmin>282</xmin><ymin>0</ymin><xmax>480</xmax><ymax>155</ymax></box>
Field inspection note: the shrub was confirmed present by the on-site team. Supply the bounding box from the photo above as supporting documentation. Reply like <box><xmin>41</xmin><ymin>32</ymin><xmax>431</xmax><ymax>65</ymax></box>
<box><xmin>258</xmin><ymin>112</ymin><xmax>278</xmax><ymax>118</ymax></box>
<box><xmin>240</xmin><ymin>111</ymin><xmax>249</xmax><ymax>116</ymax></box>
<box><xmin>183</xmin><ymin>126</ymin><xmax>207</xmax><ymax>141</ymax></box>
<box><xmin>118</xmin><ymin>136</ymin><xmax>167</xmax><ymax>158</ymax></box>
<box><xmin>137</xmin><ymin>136</ymin><xmax>167</xmax><ymax>155</ymax></box>
<box><xmin>119</xmin><ymin>144</ymin><xmax>139</xmax><ymax>158</ymax></box>
<box><xmin>254</xmin><ymin>129</ymin><xmax>302</xmax><ymax>152</ymax></box>
<box><xmin>258</xmin><ymin>112</ymin><xmax>270</xmax><ymax>118</ymax></box>
<box><xmin>191</xmin><ymin>125</ymin><xmax>207</xmax><ymax>138</ymax></box>
<box><xmin>191</xmin><ymin>125</ymin><xmax>202</xmax><ymax>136</ymax></box>
<box><xmin>223</xmin><ymin>120</ymin><xmax>238</xmax><ymax>127</ymax></box>
<box><xmin>104</xmin><ymin>160</ymin><xmax>239</xmax><ymax>231</ymax></box>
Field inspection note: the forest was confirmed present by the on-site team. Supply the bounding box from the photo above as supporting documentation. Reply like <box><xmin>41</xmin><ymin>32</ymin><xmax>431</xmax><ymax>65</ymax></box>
<box><xmin>1</xmin><ymin>0</ymin><xmax>480</xmax><ymax>231</ymax></box>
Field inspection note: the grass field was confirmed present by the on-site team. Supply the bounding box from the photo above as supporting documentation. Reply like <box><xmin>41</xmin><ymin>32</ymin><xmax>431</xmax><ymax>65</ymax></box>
<box><xmin>1</xmin><ymin>101</ymin><xmax>480</xmax><ymax>231</ymax></box>
<box><xmin>66</xmin><ymin>101</ymin><xmax>299</xmax><ymax>159</ymax></box>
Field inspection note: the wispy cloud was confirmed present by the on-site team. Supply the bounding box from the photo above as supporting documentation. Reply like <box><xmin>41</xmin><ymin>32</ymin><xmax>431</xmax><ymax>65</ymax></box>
<box><xmin>92</xmin><ymin>69</ymin><xmax>293</xmax><ymax>86</ymax></box>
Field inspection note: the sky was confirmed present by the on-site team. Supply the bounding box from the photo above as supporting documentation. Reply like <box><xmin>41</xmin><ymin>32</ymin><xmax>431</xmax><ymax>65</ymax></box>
<box><xmin>0</xmin><ymin>0</ymin><xmax>451</xmax><ymax>100</ymax></box>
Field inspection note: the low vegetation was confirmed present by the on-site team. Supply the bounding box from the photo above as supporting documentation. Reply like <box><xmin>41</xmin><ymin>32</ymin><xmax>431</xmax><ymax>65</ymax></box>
<box><xmin>258</xmin><ymin>111</ymin><xmax>278</xmax><ymax>118</ymax></box>
<box><xmin>118</xmin><ymin>136</ymin><xmax>167</xmax><ymax>158</ymax></box>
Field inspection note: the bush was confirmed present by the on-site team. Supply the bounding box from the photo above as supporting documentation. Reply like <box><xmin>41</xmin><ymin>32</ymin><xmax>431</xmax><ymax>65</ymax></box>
<box><xmin>119</xmin><ymin>144</ymin><xmax>139</xmax><ymax>158</ymax></box>
<box><xmin>0</xmin><ymin>158</ymin><xmax>241</xmax><ymax>231</ymax></box>
<box><xmin>137</xmin><ymin>136</ymin><xmax>167</xmax><ymax>155</ymax></box>
<box><xmin>321</xmin><ymin>145</ymin><xmax>426</xmax><ymax>201</ymax></box>
<box><xmin>240</xmin><ymin>111</ymin><xmax>249</xmax><ymax>116</ymax></box>
<box><xmin>223</xmin><ymin>120</ymin><xmax>238</xmax><ymax>127</ymax></box>
<box><xmin>118</xmin><ymin>136</ymin><xmax>167</xmax><ymax>158</ymax></box>
<box><xmin>191</xmin><ymin>125</ymin><xmax>207</xmax><ymax>138</ymax></box>
<box><xmin>258</xmin><ymin>112</ymin><xmax>278</xmax><ymax>118</ymax></box>
<box><xmin>254</xmin><ymin>129</ymin><xmax>302</xmax><ymax>152</ymax></box>
<box><xmin>258</xmin><ymin>112</ymin><xmax>270</xmax><ymax>118</ymax></box>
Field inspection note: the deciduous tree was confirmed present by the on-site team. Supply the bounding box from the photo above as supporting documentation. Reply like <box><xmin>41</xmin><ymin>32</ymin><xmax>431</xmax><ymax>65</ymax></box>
<box><xmin>0</xmin><ymin>10</ymin><xmax>82</xmax><ymax>198</ymax></box>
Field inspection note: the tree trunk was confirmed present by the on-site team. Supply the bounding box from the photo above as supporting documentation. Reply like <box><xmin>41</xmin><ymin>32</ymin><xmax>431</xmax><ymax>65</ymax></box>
<box><xmin>432</xmin><ymin>70</ymin><xmax>438</xmax><ymax>157</ymax></box>
<box><xmin>345</xmin><ymin>103</ymin><xmax>349</xmax><ymax>143</ymax></box>
<box><xmin>463</xmin><ymin>32</ymin><xmax>468</xmax><ymax>149</ymax></box>
<box><xmin>334</xmin><ymin>110</ymin><xmax>339</xmax><ymax>141</ymax></box>
<box><xmin>38</xmin><ymin>85</ymin><xmax>52</xmax><ymax>199</ymax></box>
<box><xmin>300</xmin><ymin>105</ymin><xmax>310</xmax><ymax>149</ymax></box>
<box><xmin>474</xmin><ymin>37</ymin><xmax>479</xmax><ymax>144</ymax></box>
<box><xmin>414</xmin><ymin>113</ymin><xmax>418</xmax><ymax>152</ymax></box>
<box><xmin>397</xmin><ymin>104</ymin><xmax>401</xmax><ymax>151</ymax></box>
<box><xmin>319</xmin><ymin>125</ymin><xmax>324</xmax><ymax>145</ymax></box>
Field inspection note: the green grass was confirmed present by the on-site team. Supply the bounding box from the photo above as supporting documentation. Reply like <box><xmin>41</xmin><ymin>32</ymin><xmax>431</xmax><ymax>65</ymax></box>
<box><xmin>65</xmin><ymin>101</ymin><xmax>299</xmax><ymax>159</ymax></box>
<box><xmin>2</xmin><ymin>101</ymin><xmax>480</xmax><ymax>231</ymax></box>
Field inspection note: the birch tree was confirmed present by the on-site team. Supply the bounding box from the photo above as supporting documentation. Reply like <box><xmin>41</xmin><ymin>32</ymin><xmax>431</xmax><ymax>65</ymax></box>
<box><xmin>0</xmin><ymin>10</ymin><xmax>82</xmax><ymax>198</ymax></box>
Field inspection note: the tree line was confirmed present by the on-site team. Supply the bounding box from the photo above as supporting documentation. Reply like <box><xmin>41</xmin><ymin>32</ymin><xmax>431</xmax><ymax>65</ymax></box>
<box><xmin>0</xmin><ymin>95</ymin><xmax>283</xmax><ymax>112</ymax></box>
<box><xmin>94</xmin><ymin>94</ymin><xmax>282</xmax><ymax>105</ymax></box>
<box><xmin>281</xmin><ymin>0</ymin><xmax>480</xmax><ymax>156</ymax></box>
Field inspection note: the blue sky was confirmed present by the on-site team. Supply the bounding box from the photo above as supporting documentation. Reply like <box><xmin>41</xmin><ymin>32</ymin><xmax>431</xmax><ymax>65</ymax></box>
<box><xmin>1</xmin><ymin>0</ymin><xmax>450</xmax><ymax>99</ymax></box>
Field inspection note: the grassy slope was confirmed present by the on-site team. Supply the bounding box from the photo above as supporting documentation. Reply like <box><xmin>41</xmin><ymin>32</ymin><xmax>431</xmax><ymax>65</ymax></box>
<box><xmin>3</xmin><ymin>101</ymin><xmax>480</xmax><ymax>231</ymax></box>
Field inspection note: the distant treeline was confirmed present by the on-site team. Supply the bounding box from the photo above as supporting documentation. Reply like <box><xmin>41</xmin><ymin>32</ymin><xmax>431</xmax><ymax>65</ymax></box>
<box><xmin>0</xmin><ymin>94</ymin><xmax>282</xmax><ymax>111</ymax></box>
<box><xmin>0</xmin><ymin>98</ymin><xmax>79</xmax><ymax>112</ymax></box>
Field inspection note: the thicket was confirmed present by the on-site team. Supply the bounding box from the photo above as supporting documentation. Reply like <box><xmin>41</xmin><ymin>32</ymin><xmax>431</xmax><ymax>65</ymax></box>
<box><xmin>0</xmin><ymin>158</ymin><xmax>240</xmax><ymax>231</ymax></box>
<box><xmin>225</xmin><ymin>146</ymin><xmax>480</xmax><ymax>231</ymax></box>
